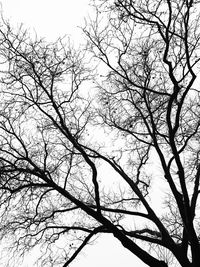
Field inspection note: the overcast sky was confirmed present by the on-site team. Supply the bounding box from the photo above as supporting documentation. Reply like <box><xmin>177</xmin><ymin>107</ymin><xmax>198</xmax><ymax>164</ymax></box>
<box><xmin>0</xmin><ymin>1</ymin><xmax>147</xmax><ymax>267</ymax></box>
<box><xmin>0</xmin><ymin>0</ymin><xmax>89</xmax><ymax>42</ymax></box>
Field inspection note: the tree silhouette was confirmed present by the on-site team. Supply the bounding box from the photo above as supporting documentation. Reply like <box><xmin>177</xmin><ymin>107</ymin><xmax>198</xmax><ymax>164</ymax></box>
<box><xmin>0</xmin><ymin>0</ymin><xmax>200</xmax><ymax>266</ymax></box>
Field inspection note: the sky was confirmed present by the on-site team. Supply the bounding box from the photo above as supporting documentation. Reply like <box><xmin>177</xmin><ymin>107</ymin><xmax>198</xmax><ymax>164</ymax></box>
<box><xmin>0</xmin><ymin>1</ymin><xmax>147</xmax><ymax>267</ymax></box>
<box><xmin>0</xmin><ymin>0</ymin><xmax>89</xmax><ymax>42</ymax></box>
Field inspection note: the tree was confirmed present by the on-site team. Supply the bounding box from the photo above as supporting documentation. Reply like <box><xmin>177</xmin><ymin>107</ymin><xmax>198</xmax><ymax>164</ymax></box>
<box><xmin>0</xmin><ymin>0</ymin><xmax>200</xmax><ymax>266</ymax></box>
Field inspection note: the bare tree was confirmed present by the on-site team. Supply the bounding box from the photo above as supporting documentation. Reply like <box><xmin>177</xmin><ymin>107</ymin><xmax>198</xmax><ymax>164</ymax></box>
<box><xmin>83</xmin><ymin>0</ymin><xmax>200</xmax><ymax>266</ymax></box>
<box><xmin>0</xmin><ymin>0</ymin><xmax>200</xmax><ymax>266</ymax></box>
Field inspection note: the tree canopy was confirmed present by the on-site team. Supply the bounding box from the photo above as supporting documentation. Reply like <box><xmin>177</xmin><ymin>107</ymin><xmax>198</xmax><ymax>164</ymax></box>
<box><xmin>0</xmin><ymin>0</ymin><xmax>200</xmax><ymax>266</ymax></box>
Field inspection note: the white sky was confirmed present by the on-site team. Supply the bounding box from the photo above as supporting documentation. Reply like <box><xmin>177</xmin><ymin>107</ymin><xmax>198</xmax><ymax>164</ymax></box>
<box><xmin>0</xmin><ymin>1</ymin><xmax>147</xmax><ymax>267</ymax></box>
